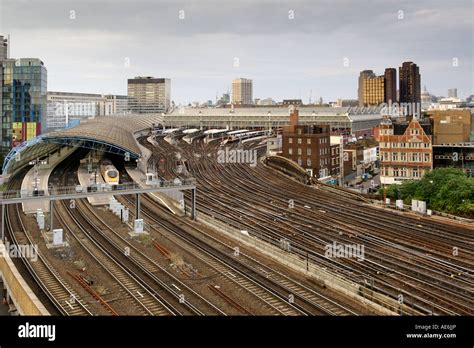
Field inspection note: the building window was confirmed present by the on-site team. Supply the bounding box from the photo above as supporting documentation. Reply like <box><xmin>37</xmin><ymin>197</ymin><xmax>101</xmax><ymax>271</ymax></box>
<box><xmin>394</xmin><ymin>169</ymin><xmax>399</xmax><ymax>177</ymax></box>
<box><xmin>297</xmin><ymin>129</ymin><xmax>302</xmax><ymax>135</ymax></box>
<box><xmin>288</xmin><ymin>138</ymin><xmax>293</xmax><ymax>144</ymax></box>
<box><xmin>401</xmin><ymin>168</ymin><xmax>407</xmax><ymax>177</ymax></box>
<box><xmin>412</xmin><ymin>153</ymin><xmax>419</xmax><ymax>162</ymax></box>
<box><xmin>413</xmin><ymin>168</ymin><xmax>419</xmax><ymax>178</ymax></box>
<box><xmin>298</xmin><ymin>148</ymin><xmax>302</xmax><ymax>155</ymax></box>
<box><xmin>307</xmin><ymin>139</ymin><xmax>311</xmax><ymax>144</ymax></box>
<box><xmin>298</xmin><ymin>138</ymin><xmax>302</xmax><ymax>144</ymax></box>
<box><xmin>391</xmin><ymin>153</ymin><xmax>398</xmax><ymax>161</ymax></box>
<box><xmin>400</xmin><ymin>153</ymin><xmax>406</xmax><ymax>161</ymax></box>
<box><xmin>424</xmin><ymin>153</ymin><xmax>430</xmax><ymax>162</ymax></box>
<box><xmin>307</xmin><ymin>148</ymin><xmax>312</xmax><ymax>155</ymax></box>
<box><xmin>298</xmin><ymin>158</ymin><xmax>302</xmax><ymax>165</ymax></box>
<box><xmin>307</xmin><ymin>159</ymin><xmax>312</xmax><ymax>167</ymax></box>
<box><xmin>288</xmin><ymin>148</ymin><xmax>293</xmax><ymax>155</ymax></box>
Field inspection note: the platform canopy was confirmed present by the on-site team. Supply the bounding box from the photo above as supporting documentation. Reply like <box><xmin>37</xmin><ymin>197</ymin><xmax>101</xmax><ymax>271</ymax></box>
<box><xmin>2</xmin><ymin>114</ymin><xmax>164</xmax><ymax>175</ymax></box>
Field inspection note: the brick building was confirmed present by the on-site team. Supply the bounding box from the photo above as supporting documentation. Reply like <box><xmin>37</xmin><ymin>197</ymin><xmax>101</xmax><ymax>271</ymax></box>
<box><xmin>282</xmin><ymin>109</ymin><xmax>340</xmax><ymax>179</ymax></box>
<box><xmin>378</xmin><ymin>117</ymin><xmax>432</xmax><ymax>184</ymax></box>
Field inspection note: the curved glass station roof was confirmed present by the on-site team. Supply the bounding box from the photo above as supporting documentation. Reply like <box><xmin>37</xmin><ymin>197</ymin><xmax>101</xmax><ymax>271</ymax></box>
<box><xmin>3</xmin><ymin>114</ymin><xmax>163</xmax><ymax>174</ymax></box>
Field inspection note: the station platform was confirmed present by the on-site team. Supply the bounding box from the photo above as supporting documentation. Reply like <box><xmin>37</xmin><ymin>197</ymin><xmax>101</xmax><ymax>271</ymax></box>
<box><xmin>125</xmin><ymin>167</ymin><xmax>184</xmax><ymax>216</ymax></box>
<box><xmin>77</xmin><ymin>164</ymin><xmax>111</xmax><ymax>205</ymax></box>
<box><xmin>147</xmin><ymin>136</ymin><xmax>159</xmax><ymax>146</ymax></box>
<box><xmin>21</xmin><ymin>146</ymin><xmax>77</xmax><ymax>214</ymax></box>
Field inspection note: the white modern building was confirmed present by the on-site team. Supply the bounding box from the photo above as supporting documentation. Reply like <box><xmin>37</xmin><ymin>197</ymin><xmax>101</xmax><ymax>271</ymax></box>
<box><xmin>46</xmin><ymin>92</ymin><xmax>128</xmax><ymax>133</ymax></box>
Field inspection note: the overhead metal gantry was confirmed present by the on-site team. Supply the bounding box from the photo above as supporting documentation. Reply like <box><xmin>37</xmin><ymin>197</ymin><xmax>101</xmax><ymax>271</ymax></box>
<box><xmin>0</xmin><ymin>180</ymin><xmax>197</xmax><ymax>241</ymax></box>
<box><xmin>41</xmin><ymin>137</ymin><xmax>140</xmax><ymax>160</ymax></box>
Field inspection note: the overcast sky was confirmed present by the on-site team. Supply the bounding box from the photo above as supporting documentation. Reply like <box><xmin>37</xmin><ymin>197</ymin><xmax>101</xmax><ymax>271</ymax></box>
<box><xmin>1</xmin><ymin>0</ymin><xmax>473</xmax><ymax>104</ymax></box>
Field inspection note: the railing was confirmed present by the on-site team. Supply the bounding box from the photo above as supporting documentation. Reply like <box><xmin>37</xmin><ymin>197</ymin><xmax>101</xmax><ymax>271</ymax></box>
<box><xmin>0</xmin><ymin>178</ymin><xmax>197</xmax><ymax>200</ymax></box>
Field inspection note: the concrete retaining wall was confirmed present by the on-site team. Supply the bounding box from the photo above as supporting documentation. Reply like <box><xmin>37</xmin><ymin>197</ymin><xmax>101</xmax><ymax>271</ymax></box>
<box><xmin>0</xmin><ymin>242</ymin><xmax>49</xmax><ymax>315</ymax></box>
<box><xmin>197</xmin><ymin>213</ymin><xmax>421</xmax><ymax>315</ymax></box>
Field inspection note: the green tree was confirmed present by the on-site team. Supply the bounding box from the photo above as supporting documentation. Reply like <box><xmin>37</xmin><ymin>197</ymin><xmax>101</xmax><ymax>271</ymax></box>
<box><xmin>383</xmin><ymin>168</ymin><xmax>474</xmax><ymax>218</ymax></box>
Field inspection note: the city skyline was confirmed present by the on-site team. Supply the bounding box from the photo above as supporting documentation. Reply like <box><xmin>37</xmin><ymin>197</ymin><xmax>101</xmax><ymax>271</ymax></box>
<box><xmin>1</xmin><ymin>0</ymin><xmax>473</xmax><ymax>103</ymax></box>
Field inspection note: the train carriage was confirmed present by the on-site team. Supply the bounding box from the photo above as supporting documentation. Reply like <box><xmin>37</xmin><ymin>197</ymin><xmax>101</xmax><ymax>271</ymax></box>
<box><xmin>100</xmin><ymin>159</ymin><xmax>119</xmax><ymax>186</ymax></box>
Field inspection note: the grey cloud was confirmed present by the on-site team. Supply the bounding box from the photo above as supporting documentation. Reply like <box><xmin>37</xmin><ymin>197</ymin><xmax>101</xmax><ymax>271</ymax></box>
<box><xmin>1</xmin><ymin>0</ymin><xmax>472</xmax><ymax>103</ymax></box>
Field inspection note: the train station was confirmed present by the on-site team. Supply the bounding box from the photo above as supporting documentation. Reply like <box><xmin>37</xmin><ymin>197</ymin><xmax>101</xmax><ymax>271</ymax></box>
<box><xmin>0</xmin><ymin>106</ymin><xmax>472</xmax><ymax>319</ymax></box>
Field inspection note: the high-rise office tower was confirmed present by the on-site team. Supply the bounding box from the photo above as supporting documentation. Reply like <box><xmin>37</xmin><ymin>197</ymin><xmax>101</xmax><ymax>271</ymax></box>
<box><xmin>358</xmin><ymin>70</ymin><xmax>375</xmax><ymax>106</ymax></box>
<box><xmin>399</xmin><ymin>62</ymin><xmax>421</xmax><ymax>106</ymax></box>
<box><xmin>384</xmin><ymin>68</ymin><xmax>397</xmax><ymax>104</ymax></box>
<box><xmin>358</xmin><ymin>70</ymin><xmax>386</xmax><ymax>106</ymax></box>
<box><xmin>363</xmin><ymin>75</ymin><xmax>385</xmax><ymax>106</ymax></box>
<box><xmin>231</xmin><ymin>78</ymin><xmax>253</xmax><ymax>105</ymax></box>
<box><xmin>1</xmin><ymin>58</ymin><xmax>47</xmax><ymax>150</ymax></box>
<box><xmin>127</xmin><ymin>77</ymin><xmax>171</xmax><ymax>113</ymax></box>
<box><xmin>0</xmin><ymin>35</ymin><xmax>8</xmax><ymax>60</ymax></box>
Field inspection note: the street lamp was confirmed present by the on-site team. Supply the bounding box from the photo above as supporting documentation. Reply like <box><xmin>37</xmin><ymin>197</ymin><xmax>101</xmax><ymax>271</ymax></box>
<box><xmin>267</xmin><ymin>111</ymin><xmax>272</xmax><ymax>134</ymax></box>
<box><xmin>29</xmin><ymin>157</ymin><xmax>47</xmax><ymax>191</ymax></box>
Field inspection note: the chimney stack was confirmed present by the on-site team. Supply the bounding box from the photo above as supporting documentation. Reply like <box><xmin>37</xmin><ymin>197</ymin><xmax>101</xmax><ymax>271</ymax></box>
<box><xmin>290</xmin><ymin>108</ymin><xmax>299</xmax><ymax>127</ymax></box>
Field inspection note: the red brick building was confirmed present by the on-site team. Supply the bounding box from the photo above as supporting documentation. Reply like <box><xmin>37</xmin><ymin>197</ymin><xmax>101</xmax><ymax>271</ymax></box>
<box><xmin>282</xmin><ymin>109</ymin><xmax>340</xmax><ymax>179</ymax></box>
<box><xmin>377</xmin><ymin>117</ymin><xmax>432</xmax><ymax>184</ymax></box>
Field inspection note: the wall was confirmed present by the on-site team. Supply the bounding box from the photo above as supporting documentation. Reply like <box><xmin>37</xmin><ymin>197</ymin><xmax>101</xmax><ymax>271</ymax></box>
<box><xmin>428</xmin><ymin>109</ymin><xmax>472</xmax><ymax>144</ymax></box>
<box><xmin>0</xmin><ymin>242</ymin><xmax>49</xmax><ymax>315</ymax></box>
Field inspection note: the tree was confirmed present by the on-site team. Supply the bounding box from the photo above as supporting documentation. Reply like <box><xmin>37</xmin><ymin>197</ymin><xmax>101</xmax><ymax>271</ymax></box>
<box><xmin>383</xmin><ymin>168</ymin><xmax>474</xmax><ymax>218</ymax></box>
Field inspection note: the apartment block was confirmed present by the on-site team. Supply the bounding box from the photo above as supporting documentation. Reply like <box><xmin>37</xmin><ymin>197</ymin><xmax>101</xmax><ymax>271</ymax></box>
<box><xmin>281</xmin><ymin>109</ymin><xmax>339</xmax><ymax>179</ymax></box>
<box><xmin>378</xmin><ymin>117</ymin><xmax>432</xmax><ymax>184</ymax></box>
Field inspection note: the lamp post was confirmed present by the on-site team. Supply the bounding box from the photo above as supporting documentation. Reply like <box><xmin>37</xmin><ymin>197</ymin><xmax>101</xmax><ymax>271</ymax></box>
<box><xmin>267</xmin><ymin>111</ymin><xmax>272</xmax><ymax>134</ymax></box>
<box><xmin>29</xmin><ymin>158</ymin><xmax>47</xmax><ymax>191</ymax></box>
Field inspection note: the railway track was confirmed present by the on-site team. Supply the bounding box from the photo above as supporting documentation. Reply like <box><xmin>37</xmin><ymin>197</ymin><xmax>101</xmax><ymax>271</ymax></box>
<box><xmin>142</xmin><ymin>135</ymin><xmax>474</xmax><ymax>315</ymax></box>
<box><xmin>74</xmin><ymin>197</ymin><xmax>227</xmax><ymax>315</ymax></box>
<box><xmin>51</xmin><ymin>151</ymin><xmax>178</xmax><ymax>316</ymax></box>
<box><xmin>120</xmin><ymin>192</ymin><xmax>359</xmax><ymax>316</ymax></box>
<box><xmin>4</xmin><ymin>174</ymin><xmax>92</xmax><ymax>316</ymax></box>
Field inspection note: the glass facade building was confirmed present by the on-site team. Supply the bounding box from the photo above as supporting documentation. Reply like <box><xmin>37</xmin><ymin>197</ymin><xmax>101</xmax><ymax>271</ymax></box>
<box><xmin>1</xmin><ymin>58</ymin><xmax>47</xmax><ymax>150</ymax></box>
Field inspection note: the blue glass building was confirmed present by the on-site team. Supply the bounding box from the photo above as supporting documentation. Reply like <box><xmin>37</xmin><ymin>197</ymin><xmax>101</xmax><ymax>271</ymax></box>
<box><xmin>1</xmin><ymin>58</ymin><xmax>47</xmax><ymax>151</ymax></box>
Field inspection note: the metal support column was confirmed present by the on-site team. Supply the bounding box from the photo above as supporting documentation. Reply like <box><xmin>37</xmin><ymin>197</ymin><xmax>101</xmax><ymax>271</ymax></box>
<box><xmin>49</xmin><ymin>200</ymin><xmax>54</xmax><ymax>231</ymax></box>
<box><xmin>1</xmin><ymin>204</ymin><xmax>5</xmax><ymax>242</ymax></box>
<box><xmin>191</xmin><ymin>188</ymin><xmax>196</xmax><ymax>220</ymax></box>
<box><xmin>135</xmin><ymin>193</ymin><xmax>140</xmax><ymax>220</ymax></box>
